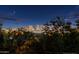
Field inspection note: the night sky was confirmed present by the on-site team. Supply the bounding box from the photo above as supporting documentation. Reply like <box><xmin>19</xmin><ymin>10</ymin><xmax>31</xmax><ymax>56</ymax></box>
<box><xmin>0</xmin><ymin>5</ymin><xmax>79</xmax><ymax>28</ymax></box>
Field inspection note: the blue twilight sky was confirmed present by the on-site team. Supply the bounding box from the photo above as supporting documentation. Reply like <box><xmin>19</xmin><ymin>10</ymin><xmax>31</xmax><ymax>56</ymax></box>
<box><xmin>0</xmin><ymin>5</ymin><xmax>79</xmax><ymax>28</ymax></box>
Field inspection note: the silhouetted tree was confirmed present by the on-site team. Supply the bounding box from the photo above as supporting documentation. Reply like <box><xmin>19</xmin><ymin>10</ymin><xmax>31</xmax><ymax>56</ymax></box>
<box><xmin>76</xmin><ymin>19</ymin><xmax>79</xmax><ymax>29</ymax></box>
<box><xmin>50</xmin><ymin>16</ymin><xmax>65</xmax><ymax>26</ymax></box>
<box><xmin>63</xmin><ymin>21</ymin><xmax>72</xmax><ymax>31</ymax></box>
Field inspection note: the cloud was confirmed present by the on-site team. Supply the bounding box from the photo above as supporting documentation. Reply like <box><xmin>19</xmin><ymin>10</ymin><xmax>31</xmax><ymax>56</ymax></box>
<box><xmin>64</xmin><ymin>6</ymin><xmax>79</xmax><ymax>24</ymax></box>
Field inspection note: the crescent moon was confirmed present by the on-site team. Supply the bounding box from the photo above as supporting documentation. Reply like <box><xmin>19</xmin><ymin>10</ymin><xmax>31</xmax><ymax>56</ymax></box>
<box><xmin>10</xmin><ymin>10</ymin><xmax>16</xmax><ymax>16</ymax></box>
